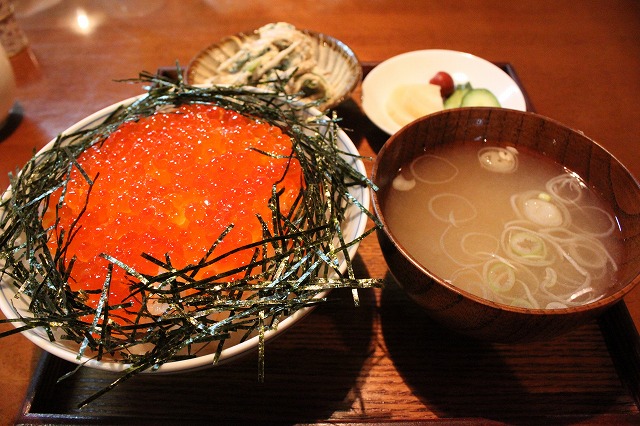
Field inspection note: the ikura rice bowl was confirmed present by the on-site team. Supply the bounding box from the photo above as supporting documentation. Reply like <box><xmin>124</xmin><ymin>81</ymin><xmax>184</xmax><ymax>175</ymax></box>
<box><xmin>0</xmin><ymin>80</ymin><xmax>377</xmax><ymax>382</ymax></box>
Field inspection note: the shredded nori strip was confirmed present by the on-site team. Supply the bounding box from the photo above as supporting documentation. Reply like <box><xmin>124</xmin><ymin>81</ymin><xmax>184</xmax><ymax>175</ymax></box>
<box><xmin>0</xmin><ymin>69</ymin><xmax>383</xmax><ymax>407</ymax></box>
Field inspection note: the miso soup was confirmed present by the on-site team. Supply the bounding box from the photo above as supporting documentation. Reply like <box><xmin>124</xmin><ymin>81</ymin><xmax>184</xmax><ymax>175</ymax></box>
<box><xmin>384</xmin><ymin>141</ymin><xmax>622</xmax><ymax>309</ymax></box>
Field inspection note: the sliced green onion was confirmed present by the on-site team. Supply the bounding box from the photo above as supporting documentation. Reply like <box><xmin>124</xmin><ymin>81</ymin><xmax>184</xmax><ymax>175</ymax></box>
<box><xmin>483</xmin><ymin>259</ymin><xmax>516</xmax><ymax>293</ymax></box>
<box><xmin>509</xmin><ymin>231</ymin><xmax>546</xmax><ymax>259</ymax></box>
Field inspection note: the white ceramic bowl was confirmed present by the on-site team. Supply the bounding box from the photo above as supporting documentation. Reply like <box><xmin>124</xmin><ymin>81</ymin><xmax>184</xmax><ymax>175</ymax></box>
<box><xmin>187</xmin><ymin>27</ymin><xmax>362</xmax><ymax>111</ymax></box>
<box><xmin>362</xmin><ymin>49</ymin><xmax>528</xmax><ymax>135</ymax></box>
<box><xmin>0</xmin><ymin>95</ymin><xmax>370</xmax><ymax>373</ymax></box>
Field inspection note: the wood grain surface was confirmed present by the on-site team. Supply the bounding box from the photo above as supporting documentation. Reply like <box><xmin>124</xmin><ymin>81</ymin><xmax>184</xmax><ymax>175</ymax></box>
<box><xmin>2</xmin><ymin>1</ymin><xmax>640</xmax><ymax>424</ymax></box>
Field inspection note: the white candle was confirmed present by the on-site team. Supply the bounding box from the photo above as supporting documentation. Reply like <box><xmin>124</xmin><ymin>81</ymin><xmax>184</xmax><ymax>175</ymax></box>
<box><xmin>0</xmin><ymin>42</ymin><xmax>16</xmax><ymax>127</ymax></box>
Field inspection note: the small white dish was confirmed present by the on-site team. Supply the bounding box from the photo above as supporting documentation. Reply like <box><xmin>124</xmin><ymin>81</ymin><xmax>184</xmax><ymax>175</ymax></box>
<box><xmin>0</xmin><ymin>95</ymin><xmax>370</xmax><ymax>374</ymax></box>
<box><xmin>362</xmin><ymin>49</ymin><xmax>528</xmax><ymax>135</ymax></box>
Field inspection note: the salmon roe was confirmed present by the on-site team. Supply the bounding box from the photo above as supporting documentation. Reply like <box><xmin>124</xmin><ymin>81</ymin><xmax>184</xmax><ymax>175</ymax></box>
<box><xmin>43</xmin><ymin>104</ymin><xmax>303</xmax><ymax>318</ymax></box>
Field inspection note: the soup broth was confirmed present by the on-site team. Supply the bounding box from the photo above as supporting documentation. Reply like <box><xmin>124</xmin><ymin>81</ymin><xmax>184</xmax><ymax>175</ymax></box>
<box><xmin>384</xmin><ymin>141</ymin><xmax>622</xmax><ymax>309</ymax></box>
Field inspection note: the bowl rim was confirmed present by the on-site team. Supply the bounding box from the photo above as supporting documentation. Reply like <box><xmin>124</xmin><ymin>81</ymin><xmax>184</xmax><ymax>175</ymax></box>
<box><xmin>371</xmin><ymin>107</ymin><xmax>640</xmax><ymax>316</ymax></box>
<box><xmin>185</xmin><ymin>26</ymin><xmax>363</xmax><ymax>111</ymax></box>
<box><xmin>0</xmin><ymin>93</ymin><xmax>371</xmax><ymax>373</ymax></box>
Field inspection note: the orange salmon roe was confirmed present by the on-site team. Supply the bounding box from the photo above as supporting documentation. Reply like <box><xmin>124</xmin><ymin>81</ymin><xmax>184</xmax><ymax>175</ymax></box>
<box><xmin>43</xmin><ymin>104</ymin><xmax>303</xmax><ymax>320</ymax></box>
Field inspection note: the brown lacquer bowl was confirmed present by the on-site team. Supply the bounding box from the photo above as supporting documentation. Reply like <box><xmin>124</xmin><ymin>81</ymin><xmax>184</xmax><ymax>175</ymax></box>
<box><xmin>372</xmin><ymin>107</ymin><xmax>640</xmax><ymax>342</ymax></box>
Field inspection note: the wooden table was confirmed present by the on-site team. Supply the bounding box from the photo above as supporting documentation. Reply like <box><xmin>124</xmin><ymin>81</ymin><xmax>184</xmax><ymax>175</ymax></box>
<box><xmin>1</xmin><ymin>1</ymin><xmax>640</xmax><ymax>424</ymax></box>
